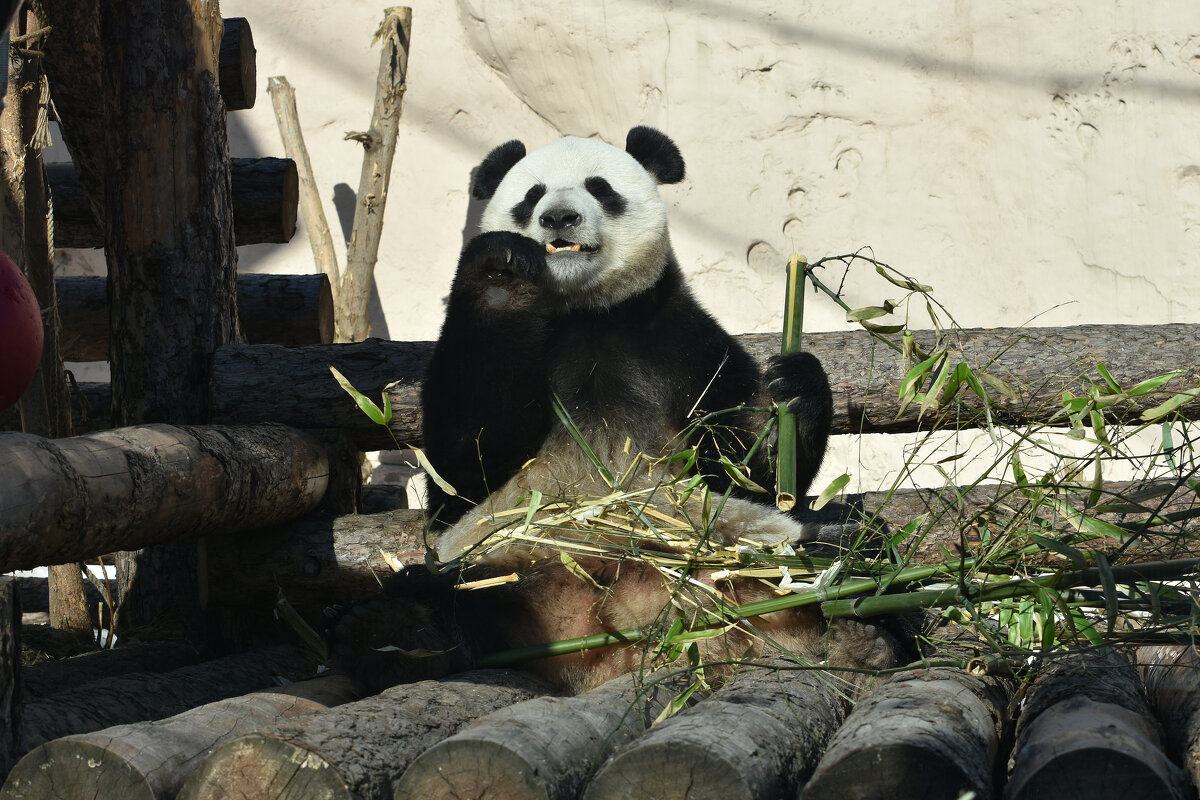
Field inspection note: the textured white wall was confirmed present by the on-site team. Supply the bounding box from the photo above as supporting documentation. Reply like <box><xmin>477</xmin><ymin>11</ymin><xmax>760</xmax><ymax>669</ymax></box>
<box><xmin>72</xmin><ymin>2</ymin><xmax>1200</xmax><ymax>491</ymax></box>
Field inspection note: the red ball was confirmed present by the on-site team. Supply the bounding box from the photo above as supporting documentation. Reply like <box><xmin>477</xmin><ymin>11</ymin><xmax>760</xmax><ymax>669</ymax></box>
<box><xmin>0</xmin><ymin>249</ymin><xmax>43</xmax><ymax>411</ymax></box>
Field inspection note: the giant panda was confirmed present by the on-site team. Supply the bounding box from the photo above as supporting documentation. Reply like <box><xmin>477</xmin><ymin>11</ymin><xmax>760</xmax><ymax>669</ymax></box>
<box><xmin>333</xmin><ymin>127</ymin><xmax>906</xmax><ymax>694</ymax></box>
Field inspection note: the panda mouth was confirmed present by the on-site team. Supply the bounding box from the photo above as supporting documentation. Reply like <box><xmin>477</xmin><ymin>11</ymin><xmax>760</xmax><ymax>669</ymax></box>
<box><xmin>545</xmin><ymin>239</ymin><xmax>597</xmax><ymax>255</ymax></box>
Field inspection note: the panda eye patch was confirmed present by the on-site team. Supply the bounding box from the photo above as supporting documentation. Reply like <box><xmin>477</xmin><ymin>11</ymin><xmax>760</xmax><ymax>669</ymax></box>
<box><xmin>584</xmin><ymin>177</ymin><xmax>627</xmax><ymax>216</ymax></box>
<box><xmin>510</xmin><ymin>184</ymin><xmax>546</xmax><ymax>226</ymax></box>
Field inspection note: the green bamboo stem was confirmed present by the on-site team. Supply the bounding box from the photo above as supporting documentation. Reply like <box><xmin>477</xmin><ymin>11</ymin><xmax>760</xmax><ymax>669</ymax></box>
<box><xmin>775</xmin><ymin>255</ymin><xmax>806</xmax><ymax>510</ymax></box>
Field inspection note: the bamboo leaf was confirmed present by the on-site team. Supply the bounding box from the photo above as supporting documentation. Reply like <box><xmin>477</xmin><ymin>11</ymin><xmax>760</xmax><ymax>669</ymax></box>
<box><xmin>560</xmin><ymin>550</ymin><xmax>604</xmax><ymax>590</ymax></box>
<box><xmin>859</xmin><ymin>320</ymin><xmax>906</xmax><ymax>334</ymax></box>
<box><xmin>898</xmin><ymin>352</ymin><xmax>939</xmax><ymax>414</ymax></box>
<box><xmin>1095</xmin><ymin>362</ymin><xmax>1121</xmax><ymax>394</ymax></box>
<box><xmin>330</xmin><ymin>366</ymin><xmax>387</xmax><ymax>425</ymax></box>
<box><xmin>810</xmin><ymin>473</ymin><xmax>851</xmax><ymax>511</ymax></box>
<box><xmin>875</xmin><ymin>264</ymin><xmax>932</xmax><ymax>293</ymax></box>
<box><xmin>720</xmin><ymin>455</ymin><xmax>768</xmax><ymax>493</ymax></box>
<box><xmin>1141</xmin><ymin>387</ymin><xmax>1200</xmax><ymax>421</ymax></box>
<box><xmin>846</xmin><ymin>304</ymin><xmax>894</xmax><ymax>323</ymax></box>
<box><xmin>1127</xmin><ymin>370</ymin><xmax>1184</xmax><ymax>397</ymax></box>
<box><xmin>408</xmin><ymin>445</ymin><xmax>458</xmax><ymax>497</ymax></box>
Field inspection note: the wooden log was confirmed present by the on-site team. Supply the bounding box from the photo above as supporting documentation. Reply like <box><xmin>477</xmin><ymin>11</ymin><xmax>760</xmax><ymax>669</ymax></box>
<box><xmin>581</xmin><ymin>663</ymin><xmax>846</xmax><ymax>800</ymax></box>
<box><xmin>219</xmin><ymin>17</ymin><xmax>256</xmax><ymax>111</ymax></box>
<box><xmin>56</xmin><ymin>273</ymin><xmax>333</xmax><ymax>361</ymax></box>
<box><xmin>1</xmin><ymin>675</ymin><xmax>355</xmax><ymax>800</ymax></box>
<box><xmin>0</xmin><ymin>578</ymin><xmax>19</xmax><ymax>779</ymax></box>
<box><xmin>47</xmin><ymin>158</ymin><xmax>299</xmax><ymax>249</ymax></box>
<box><xmin>1138</xmin><ymin>646</ymin><xmax>1200</xmax><ymax>791</ymax></box>
<box><xmin>802</xmin><ymin>666</ymin><xmax>1010</xmax><ymax>800</ymax></box>
<box><xmin>0</xmin><ymin>381</ymin><xmax>109</xmax><ymax>434</ymax></box>
<box><xmin>207</xmin><ymin>324</ymin><xmax>1200</xmax><ymax>451</ymax></box>
<box><xmin>207</xmin><ymin>509</ymin><xmax>425</xmax><ymax>604</ymax></box>
<box><xmin>16</xmin><ymin>644</ymin><xmax>321</xmax><ymax>756</ymax></box>
<box><xmin>397</xmin><ymin>670</ymin><xmax>682</xmax><ymax>800</ymax></box>
<box><xmin>176</xmin><ymin>669</ymin><xmax>549</xmax><ymax>800</ymax></box>
<box><xmin>0</xmin><ymin>423</ymin><xmax>329</xmax><ymax>572</ymax></box>
<box><xmin>338</xmin><ymin>7</ymin><xmax>412</xmax><ymax>342</ymax></box>
<box><xmin>1005</xmin><ymin>651</ymin><xmax>1190</xmax><ymax>800</ymax></box>
<box><xmin>21</xmin><ymin>640</ymin><xmax>203</xmax><ymax>699</ymax></box>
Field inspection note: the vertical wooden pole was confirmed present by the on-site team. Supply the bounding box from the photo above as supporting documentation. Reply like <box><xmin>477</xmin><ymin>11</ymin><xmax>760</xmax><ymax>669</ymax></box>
<box><xmin>0</xmin><ymin>577</ymin><xmax>19</xmax><ymax>777</ymax></box>
<box><xmin>0</xmin><ymin>11</ymin><xmax>92</xmax><ymax>634</ymax></box>
<box><xmin>101</xmin><ymin>0</ymin><xmax>239</xmax><ymax>637</ymax></box>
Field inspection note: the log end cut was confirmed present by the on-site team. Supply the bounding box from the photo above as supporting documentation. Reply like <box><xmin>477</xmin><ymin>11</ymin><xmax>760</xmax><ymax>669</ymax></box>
<box><xmin>802</xmin><ymin>743</ymin><xmax>975</xmax><ymax>800</ymax></box>
<box><xmin>397</xmin><ymin>739</ymin><xmax>550</xmax><ymax>800</ymax></box>
<box><xmin>2</xmin><ymin>740</ymin><xmax>156</xmax><ymax>800</ymax></box>
<box><xmin>177</xmin><ymin>735</ymin><xmax>348</xmax><ymax>800</ymax></box>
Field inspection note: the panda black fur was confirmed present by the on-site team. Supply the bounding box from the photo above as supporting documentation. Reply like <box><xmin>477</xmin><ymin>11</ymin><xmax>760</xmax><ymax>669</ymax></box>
<box><xmin>332</xmin><ymin>127</ymin><xmax>907</xmax><ymax>694</ymax></box>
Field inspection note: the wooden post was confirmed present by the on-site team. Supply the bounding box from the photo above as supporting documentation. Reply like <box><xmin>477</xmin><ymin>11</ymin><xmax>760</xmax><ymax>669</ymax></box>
<box><xmin>100</xmin><ymin>0</ymin><xmax>240</xmax><ymax>637</ymax></box>
<box><xmin>0</xmin><ymin>577</ymin><xmax>19</xmax><ymax>779</ymax></box>
<box><xmin>338</xmin><ymin>7</ymin><xmax>411</xmax><ymax>342</ymax></box>
<box><xmin>0</xmin><ymin>11</ymin><xmax>92</xmax><ymax>635</ymax></box>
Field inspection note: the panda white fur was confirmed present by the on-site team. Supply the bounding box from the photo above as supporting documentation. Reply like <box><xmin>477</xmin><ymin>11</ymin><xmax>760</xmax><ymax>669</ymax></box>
<box><xmin>333</xmin><ymin>127</ymin><xmax>905</xmax><ymax>694</ymax></box>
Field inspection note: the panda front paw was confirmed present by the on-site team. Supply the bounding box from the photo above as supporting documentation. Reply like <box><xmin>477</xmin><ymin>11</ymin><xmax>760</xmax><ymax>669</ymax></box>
<box><xmin>764</xmin><ymin>351</ymin><xmax>833</xmax><ymax>423</ymax></box>
<box><xmin>461</xmin><ymin>231</ymin><xmax>547</xmax><ymax>283</ymax></box>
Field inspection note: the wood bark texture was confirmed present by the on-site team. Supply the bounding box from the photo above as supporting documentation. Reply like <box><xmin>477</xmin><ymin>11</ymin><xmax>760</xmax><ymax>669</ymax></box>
<box><xmin>207</xmin><ymin>324</ymin><xmax>1200</xmax><ymax>452</ymax></box>
<box><xmin>2</xmin><ymin>675</ymin><xmax>353</xmax><ymax>800</ymax></box>
<box><xmin>218</xmin><ymin>17</ymin><xmax>256</xmax><ymax>110</ymax></box>
<box><xmin>803</xmin><ymin>666</ymin><xmax>1010</xmax><ymax>800</ymax></box>
<box><xmin>0</xmin><ymin>381</ymin><xmax>109</xmax><ymax>434</ymax></box>
<box><xmin>580</xmin><ymin>663</ymin><xmax>844</xmax><ymax>800</ymax></box>
<box><xmin>177</xmin><ymin>669</ymin><xmax>549</xmax><ymax>800</ymax></box>
<box><xmin>15</xmin><ymin>644</ymin><xmax>320</xmax><ymax>756</ymax></box>
<box><xmin>0</xmin><ymin>423</ymin><xmax>329</xmax><ymax>572</ymax></box>
<box><xmin>338</xmin><ymin>7</ymin><xmax>411</xmax><ymax>342</ymax></box>
<box><xmin>21</xmin><ymin>640</ymin><xmax>202</xmax><ymax>698</ymax></box>
<box><xmin>1138</xmin><ymin>645</ymin><xmax>1200</xmax><ymax>792</ymax></box>
<box><xmin>1005</xmin><ymin>651</ymin><xmax>1190</xmax><ymax>800</ymax></box>
<box><xmin>398</xmin><ymin>670</ymin><xmax>683</xmax><ymax>800</ymax></box>
<box><xmin>46</xmin><ymin>158</ymin><xmax>298</xmax><ymax>249</ymax></box>
<box><xmin>0</xmin><ymin>578</ymin><xmax>18</xmax><ymax>780</ymax></box>
<box><xmin>57</xmin><ymin>272</ymin><xmax>332</xmax><ymax>361</ymax></box>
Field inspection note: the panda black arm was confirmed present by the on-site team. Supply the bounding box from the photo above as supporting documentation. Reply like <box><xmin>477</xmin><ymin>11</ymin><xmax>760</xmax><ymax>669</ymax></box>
<box><xmin>421</xmin><ymin>231</ymin><xmax>556</xmax><ymax>529</ymax></box>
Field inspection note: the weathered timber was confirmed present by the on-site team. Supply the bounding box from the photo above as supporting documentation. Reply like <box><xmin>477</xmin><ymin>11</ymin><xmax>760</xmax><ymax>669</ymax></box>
<box><xmin>207</xmin><ymin>509</ymin><xmax>425</xmax><ymax>604</ymax></box>
<box><xmin>398</xmin><ymin>670</ymin><xmax>681</xmax><ymax>800</ymax></box>
<box><xmin>803</xmin><ymin>666</ymin><xmax>1010</xmax><ymax>800</ymax></box>
<box><xmin>207</xmin><ymin>475</ymin><xmax>1199</xmax><ymax>607</ymax></box>
<box><xmin>47</xmin><ymin>158</ymin><xmax>298</xmax><ymax>249</ymax></box>
<box><xmin>208</xmin><ymin>324</ymin><xmax>1200</xmax><ymax>451</ymax></box>
<box><xmin>16</xmin><ymin>644</ymin><xmax>320</xmax><ymax>757</ymax></box>
<box><xmin>1</xmin><ymin>675</ymin><xmax>353</xmax><ymax>800</ymax></box>
<box><xmin>219</xmin><ymin>17</ymin><xmax>256</xmax><ymax>111</ymax></box>
<box><xmin>581</xmin><ymin>663</ymin><xmax>843</xmax><ymax>800</ymax></box>
<box><xmin>338</xmin><ymin>7</ymin><xmax>411</xmax><ymax>342</ymax></box>
<box><xmin>57</xmin><ymin>273</ymin><xmax>333</xmax><ymax>361</ymax></box>
<box><xmin>0</xmin><ymin>423</ymin><xmax>329</xmax><ymax>572</ymax></box>
<box><xmin>22</xmin><ymin>641</ymin><xmax>203</xmax><ymax>699</ymax></box>
<box><xmin>0</xmin><ymin>579</ymin><xmax>19</xmax><ymax>779</ymax></box>
<box><xmin>177</xmin><ymin>669</ymin><xmax>550</xmax><ymax>800</ymax></box>
<box><xmin>1138</xmin><ymin>646</ymin><xmax>1200</xmax><ymax>791</ymax></box>
<box><xmin>1005</xmin><ymin>651</ymin><xmax>1189</xmax><ymax>800</ymax></box>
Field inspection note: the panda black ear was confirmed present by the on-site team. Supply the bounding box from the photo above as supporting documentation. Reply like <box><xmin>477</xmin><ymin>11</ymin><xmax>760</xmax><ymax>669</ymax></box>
<box><xmin>471</xmin><ymin>140</ymin><xmax>527</xmax><ymax>200</ymax></box>
<box><xmin>625</xmin><ymin>126</ymin><xmax>685</xmax><ymax>185</ymax></box>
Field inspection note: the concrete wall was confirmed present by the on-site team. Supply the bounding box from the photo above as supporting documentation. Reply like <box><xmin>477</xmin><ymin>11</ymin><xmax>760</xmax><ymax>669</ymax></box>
<box><xmin>62</xmin><ymin>1</ymin><xmax>1200</xmax><ymax>491</ymax></box>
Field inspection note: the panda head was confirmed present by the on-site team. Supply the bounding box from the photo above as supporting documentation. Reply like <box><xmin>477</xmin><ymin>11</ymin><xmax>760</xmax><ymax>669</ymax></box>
<box><xmin>472</xmin><ymin>126</ymin><xmax>686</xmax><ymax>309</ymax></box>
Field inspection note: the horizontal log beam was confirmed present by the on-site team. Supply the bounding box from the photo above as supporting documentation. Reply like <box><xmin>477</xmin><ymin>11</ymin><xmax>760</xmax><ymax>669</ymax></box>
<box><xmin>57</xmin><ymin>273</ymin><xmax>334</xmax><ymax>362</ymax></box>
<box><xmin>207</xmin><ymin>324</ymin><xmax>1200</xmax><ymax>452</ymax></box>
<box><xmin>47</xmin><ymin>157</ymin><xmax>298</xmax><ymax>248</ymax></box>
<box><xmin>207</xmin><ymin>477</ymin><xmax>1200</xmax><ymax>606</ymax></box>
<box><xmin>0</xmin><ymin>424</ymin><xmax>329</xmax><ymax>572</ymax></box>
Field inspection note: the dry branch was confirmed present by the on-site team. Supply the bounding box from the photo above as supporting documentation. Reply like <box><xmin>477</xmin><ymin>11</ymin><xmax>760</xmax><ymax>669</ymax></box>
<box><xmin>47</xmin><ymin>158</ymin><xmax>298</xmax><ymax>249</ymax></box>
<box><xmin>1005</xmin><ymin>651</ymin><xmax>1190</xmax><ymax>800</ymax></box>
<box><xmin>0</xmin><ymin>423</ymin><xmax>329</xmax><ymax>572</ymax></box>
<box><xmin>338</xmin><ymin>7</ymin><xmax>411</xmax><ymax>342</ymax></box>
<box><xmin>57</xmin><ymin>273</ymin><xmax>332</xmax><ymax>362</ymax></box>
<box><xmin>803</xmin><ymin>666</ymin><xmax>1009</xmax><ymax>800</ymax></box>
<box><xmin>268</xmin><ymin>76</ymin><xmax>341</xmax><ymax>302</ymax></box>
<box><xmin>583</xmin><ymin>663</ymin><xmax>845</xmax><ymax>800</ymax></box>
<box><xmin>177</xmin><ymin>670</ymin><xmax>549</xmax><ymax>800</ymax></box>
<box><xmin>398</xmin><ymin>671</ymin><xmax>682</xmax><ymax>800</ymax></box>
<box><xmin>2</xmin><ymin>675</ymin><xmax>354</xmax><ymax>800</ymax></box>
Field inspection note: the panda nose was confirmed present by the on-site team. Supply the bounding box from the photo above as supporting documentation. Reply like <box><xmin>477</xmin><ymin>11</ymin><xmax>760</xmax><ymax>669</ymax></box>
<box><xmin>539</xmin><ymin>208</ymin><xmax>581</xmax><ymax>231</ymax></box>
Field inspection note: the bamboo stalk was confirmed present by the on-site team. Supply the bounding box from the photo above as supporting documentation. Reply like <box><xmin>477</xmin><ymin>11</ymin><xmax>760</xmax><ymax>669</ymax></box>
<box><xmin>775</xmin><ymin>255</ymin><xmax>806</xmax><ymax>510</ymax></box>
